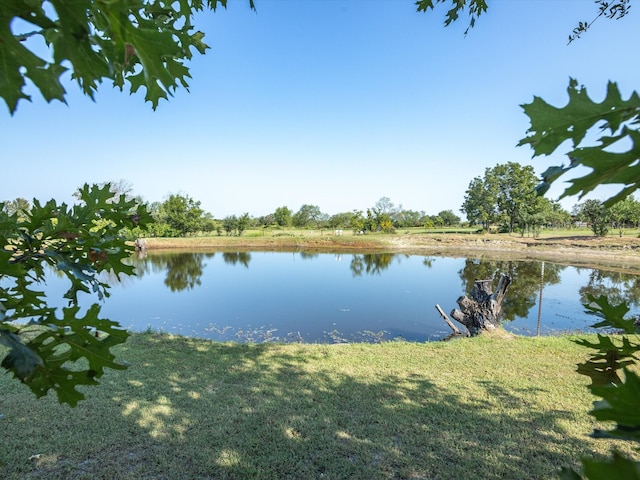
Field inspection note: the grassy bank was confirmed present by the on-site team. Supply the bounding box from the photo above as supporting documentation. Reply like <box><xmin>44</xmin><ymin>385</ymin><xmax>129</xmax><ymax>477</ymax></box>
<box><xmin>1</xmin><ymin>334</ymin><xmax>637</xmax><ymax>479</ymax></box>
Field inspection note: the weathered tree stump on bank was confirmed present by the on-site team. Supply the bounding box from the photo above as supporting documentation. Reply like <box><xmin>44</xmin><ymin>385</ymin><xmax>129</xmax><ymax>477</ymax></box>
<box><xmin>449</xmin><ymin>274</ymin><xmax>512</xmax><ymax>336</ymax></box>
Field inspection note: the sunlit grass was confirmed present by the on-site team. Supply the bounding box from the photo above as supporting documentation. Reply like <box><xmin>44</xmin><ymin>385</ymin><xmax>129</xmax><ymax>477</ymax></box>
<box><xmin>0</xmin><ymin>334</ymin><xmax>637</xmax><ymax>479</ymax></box>
<box><xmin>140</xmin><ymin>227</ymin><xmax>640</xmax><ymax>253</ymax></box>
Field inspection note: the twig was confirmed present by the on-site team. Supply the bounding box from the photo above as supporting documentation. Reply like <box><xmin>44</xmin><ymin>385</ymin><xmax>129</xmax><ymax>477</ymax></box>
<box><xmin>435</xmin><ymin>304</ymin><xmax>461</xmax><ymax>335</ymax></box>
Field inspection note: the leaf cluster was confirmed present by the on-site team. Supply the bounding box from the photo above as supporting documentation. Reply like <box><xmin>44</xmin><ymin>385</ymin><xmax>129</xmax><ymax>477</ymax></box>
<box><xmin>0</xmin><ymin>0</ymin><xmax>255</xmax><ymax>114</ymax></box>
<box><xmin>419</xmin><ymin>2</ymin><xmax>639</xmax><ymax>208</ymax></box>
<box><xmin>416</xmin><ymin>0</ymin><xmax>488</xmax><ymax>34</ymax></box>
<box><xmin>0</xmin><ymin>183</ymin><xmax>152</xmax><ymax>406</ymax></box>
<box><xmin>397</xmin><ymin>2</ymin><xmax>640</xmax><ymax>478</ymax></box>
<box><xmin>568</xmin><ymin>1</ymin><xmax>631</xmax><ymax>44</ymax></box>
<box><xmin>520</xmin><ymin>79</ymin><xmax>640</xmax><ymax>207</ymax></box>
<box><xmin>563</xmin><ymin>294</ymin><xmax>640</xmax><ymax>479</ymax></box>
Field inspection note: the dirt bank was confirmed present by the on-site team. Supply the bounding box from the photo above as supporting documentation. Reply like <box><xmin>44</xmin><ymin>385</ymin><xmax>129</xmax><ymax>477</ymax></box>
<box><xmin>383</xmin><ymin>234</ymin><xmax>640</xmax><ymax>272</ymax></box>
<box><xmin>141</xmin><ymin>233</ymin><xmax>640</xmax><ymax>273</ymax></box>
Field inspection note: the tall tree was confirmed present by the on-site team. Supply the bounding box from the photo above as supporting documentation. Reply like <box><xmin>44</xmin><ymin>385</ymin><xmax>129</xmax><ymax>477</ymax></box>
<box><xmin>461</xmin><ymin>175</ymin><xmax>498</xmax><ymax>231</ymax></box>
<box><xmin>273</xmin><ymin>206</ymin><xmax>292</xmax><ymax>227</ymax></box>
<box><xmin>462</xmin><ymin>163</ymin><xmax>539</xmax><ymax>233</ymax></box>
<box><xmin>158</xmin><ymin>194</ymin><xmax>206</xmax><ymax>236</ymax></box>
<box><xmin>374</xmin><ymin>197</ymin><xmax>396</xmax><ymax>215</ymax></box>
<box><xmin>490</xmin><ymin>162</ymin><xmax>538</xmax><ymax>233</ymax></box>
<box><xmin>292</xmin><ymin>204</ymin><xmax>323</xmax><ymax>228</ymax></box>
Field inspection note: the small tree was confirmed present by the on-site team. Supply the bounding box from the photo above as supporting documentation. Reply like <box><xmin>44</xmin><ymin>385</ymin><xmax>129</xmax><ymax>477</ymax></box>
<box><xmin>236</xmin><ymin>213</ymin><xmax>250</xmax><ymax>236</ymax></box>
<box><xmin>437</xmin><ymin>209</ymin><xmax>460</xmax><ymax>227</ymax></box>
<box><xmin>222</xmin><ymin>215</ymin><xmax>238</xmax><ymax>236</ymax></box>
<box><xmin>273</xmin><ymin>206</ymin><xmax>292</xmax><ymax>227</ymax></box>
<box><xmin>158</xmin><ymin>194</ymin><xmax>206</xmax><ymax>236</ymax></box>
<box><xmin>2</xmin><ymin>197</ymin><xmax>31</xmax><ymax>221</ymax></box>
<box><xmin>576</xmin><ymin>199</ymin><xmax>610</xmax><ymax>237</ymax></box>
<box><xmin>351</xmin><ymin>210</ymin><xmax>366</xmax><ymax>234</ymax></box>
<box><xmin>608</xmin><ymin>196</ymin><xmax>637</xmax><ymax>237</ymax></box>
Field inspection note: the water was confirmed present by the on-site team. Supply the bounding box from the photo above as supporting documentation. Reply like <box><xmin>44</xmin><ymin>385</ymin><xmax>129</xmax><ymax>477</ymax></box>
<box><xmin>41</xmin><ymin>250</ymin><xmax>640</xmax><ymax>343</ymax></box>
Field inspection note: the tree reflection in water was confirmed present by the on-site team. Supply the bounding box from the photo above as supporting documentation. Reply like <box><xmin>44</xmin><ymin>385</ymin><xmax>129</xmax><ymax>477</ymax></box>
<box><xmin>124</xmin><ymin>252</ymin><xmax>640</xmax><ymax>336</ymax></box>
<box><xmin>101</xmin><ymin>251</ymin><xmax>640</xmax><ymax>340</ymax></box>
<box><xmin>129</xmin><ymin>252</ymin><xmax>215</xmax><ymax>292</ymax></box>
<box><xmin>578</xmin><ymin>268</ymin><xmax>640</xmax><ymax>308</ymax></box>
<box><xmin>350</xmin><ymin>253</ymin><xmax>399</xmax><ymax>276</ymax></box>
<box><xmin>222</xmin><ymin>252</ymin><xmax>252</xmax><ymax>268</ymax></box>
<box><xmin>458</xmin><ymin>259</ymin><xmax>565</xmax><ymax>322</ymax></box>
<box><xmin>163</xmin><ymin>253</ymin><xmax>207</xmax><ymax>291</ymax></box>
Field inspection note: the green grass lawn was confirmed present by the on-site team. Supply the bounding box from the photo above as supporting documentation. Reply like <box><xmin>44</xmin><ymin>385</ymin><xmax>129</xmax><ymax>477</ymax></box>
<box><xmin>1</xmin><ymin>334</ymin><xmax>637</xmax><ymax>479</ymax></box>
<box><xmin>164</xmin><ymin>225</ymin><xmax>640</xmax><ymax>241</ymax></box>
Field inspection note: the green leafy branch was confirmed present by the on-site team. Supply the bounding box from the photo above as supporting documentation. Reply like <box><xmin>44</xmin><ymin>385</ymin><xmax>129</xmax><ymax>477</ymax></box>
<box><xmin>0</xmin><ymin>0</ymin><xmax>255</xmax><ymax>114</ymax></box>
<box><xmin>519</xmin><ymin>79</ymin><xmax>640</xmax><ymax>207</ymax></box>
<box><xmin>416</xmin><ymin>0</ymin><xmax>488</xmax><ymax>34</ymax></box>
<box><xmin>568</xmin><ymin>1</ymin><xmax>631</xmax><ymax>44</ymax></box>
<box><xmin>0</xmin><ymin>183</ymin><xmax>152</xmax><ymax>406</ymax></box>
<box><xmin>419</xmin><ymin>3</ymin><xmax>640</xmax><ymax>477</ymax></box>
<box><xmin>560</xmin><ymin>295</ymin><xmax>640</xmax><ymax>479</ymax></box>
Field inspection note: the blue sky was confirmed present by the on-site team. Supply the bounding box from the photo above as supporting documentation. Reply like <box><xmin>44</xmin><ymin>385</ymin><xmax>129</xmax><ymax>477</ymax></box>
<box><xmin>2</xmin><ymin>0</ymin><xmax>639</xmax><ymax>218</ymax></box>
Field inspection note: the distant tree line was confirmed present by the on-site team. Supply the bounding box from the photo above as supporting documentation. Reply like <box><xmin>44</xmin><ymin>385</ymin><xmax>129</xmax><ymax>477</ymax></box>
<box><xmin>6</xmin><ymin>165</ymin><xmax>640</xmax><ymax>239</ymax></box>
<box><xmin>126</xmin><ymin>194</ymin><xmax>465</xmax><ymax>238</ymax></box>
<box><xmin>252</xmin><ymin>198</ymin><xmax>462</xmax><ymax>235</ymax></box>
<box><xmin>573</xmin><ymin>197</ymin><xmax>640</xmax><ymax>237</ymax></box>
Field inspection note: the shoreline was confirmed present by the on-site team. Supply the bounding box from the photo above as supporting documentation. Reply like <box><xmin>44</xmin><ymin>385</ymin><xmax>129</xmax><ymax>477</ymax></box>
<box><xmin>139</xmin><ymin>233</ymin><xmax>640</xmax><ymax>272</ymax></box>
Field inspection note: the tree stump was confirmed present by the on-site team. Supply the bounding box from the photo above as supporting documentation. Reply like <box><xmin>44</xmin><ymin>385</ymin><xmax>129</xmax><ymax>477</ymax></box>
<box><xmin>450</xmin><ymin>274</ymin><xmax>512</xmax><ymax>336</ymax></box>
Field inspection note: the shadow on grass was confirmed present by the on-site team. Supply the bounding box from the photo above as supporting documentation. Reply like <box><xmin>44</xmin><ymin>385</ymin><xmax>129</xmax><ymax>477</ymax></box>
<box><xmin>0</xmin><ymin>335</ymin><xmax>611</xmax><ymax>479</ymax></box>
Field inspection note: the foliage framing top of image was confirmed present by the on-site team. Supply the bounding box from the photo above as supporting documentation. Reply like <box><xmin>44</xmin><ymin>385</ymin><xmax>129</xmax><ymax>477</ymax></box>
<box><xmin>0</xmin><ymin>0</ymin><xmax>254</xmax><ymax>113</ymax></box>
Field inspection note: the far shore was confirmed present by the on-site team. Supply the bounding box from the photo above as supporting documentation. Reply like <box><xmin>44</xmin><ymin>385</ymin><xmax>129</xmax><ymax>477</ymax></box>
<box><xmin>137</xmin><ymin>231</ymin><xmax>640</xmax><ymax>272</ymax></box>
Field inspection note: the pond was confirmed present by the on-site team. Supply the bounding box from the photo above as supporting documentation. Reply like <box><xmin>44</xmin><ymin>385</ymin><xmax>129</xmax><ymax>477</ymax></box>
<box><xmin>45</xmin><ymin>250</ymin><xmax>640</xmax><ymax>342</ymax></box>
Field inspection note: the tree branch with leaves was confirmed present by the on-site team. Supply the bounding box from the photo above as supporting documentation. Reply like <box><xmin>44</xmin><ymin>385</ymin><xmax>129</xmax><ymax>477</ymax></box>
<box><xmin>0</xmin><ymin>184</ymin><xmax>152</xmax><ymax>406</ymax></box>
<box><xmin>0</xmin><ymin>0</ymin><xmax>255</xmax><ymax>114</ymax></box>
<box><xmin>421</xmin><ymin>1</ymin><xmax>640</xmax><ymax>478</ymax></box>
